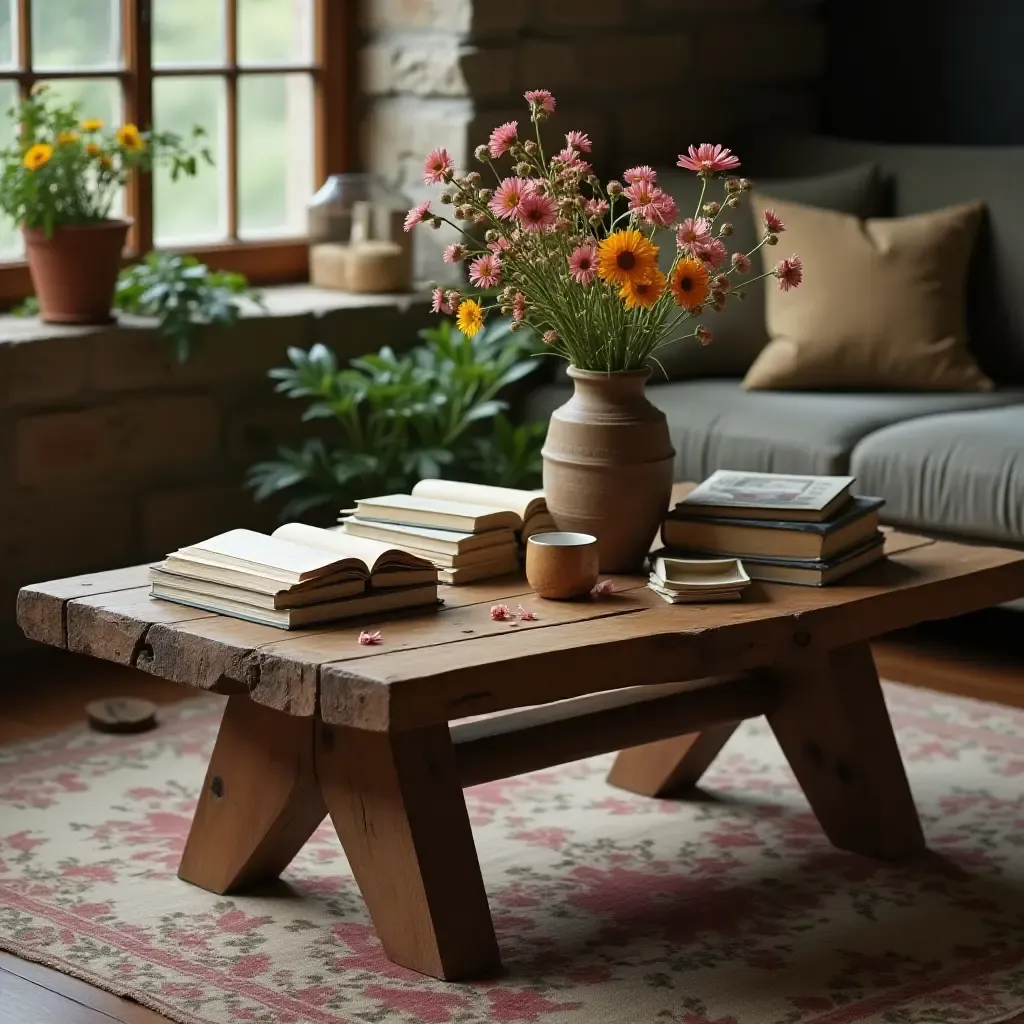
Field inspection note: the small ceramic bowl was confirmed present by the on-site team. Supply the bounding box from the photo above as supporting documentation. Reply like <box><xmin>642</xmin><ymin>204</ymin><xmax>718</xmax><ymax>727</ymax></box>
<box><xmin>526</xmin><ymin>532</ymin><xmax>600</xmax><ymax>600</ymax></box>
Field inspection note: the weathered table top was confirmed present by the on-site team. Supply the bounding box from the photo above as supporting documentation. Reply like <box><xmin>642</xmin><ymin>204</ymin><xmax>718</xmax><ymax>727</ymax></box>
<box><xmin>18</xmin><ymin>524</ymin><xmax>1024</xmax><ymax>732</ymax></box>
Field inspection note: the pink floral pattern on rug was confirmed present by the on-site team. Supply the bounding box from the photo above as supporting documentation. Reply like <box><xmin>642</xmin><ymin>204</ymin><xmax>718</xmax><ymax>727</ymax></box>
<box><xmin>1</xmin><ymin>683</ymin><xmax>1023</xmax><ymax>1024</ymax></box>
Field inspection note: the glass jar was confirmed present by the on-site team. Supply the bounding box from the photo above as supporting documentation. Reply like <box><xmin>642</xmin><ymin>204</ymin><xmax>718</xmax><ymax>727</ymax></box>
<box><xmin>307</xmin><ymin>173</ymin><xmax>410</xmax><ymax>246</ymax></box>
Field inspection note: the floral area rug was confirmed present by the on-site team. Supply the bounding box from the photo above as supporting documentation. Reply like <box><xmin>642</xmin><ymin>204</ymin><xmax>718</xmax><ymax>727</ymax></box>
<box><xmin>1</xmin><ymin>682</ymin><xmax>1023</xmax><ymax>1024</ymax></box>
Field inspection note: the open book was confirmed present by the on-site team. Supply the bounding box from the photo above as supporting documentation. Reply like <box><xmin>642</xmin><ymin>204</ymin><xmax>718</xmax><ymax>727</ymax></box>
<box><xmin>411</xmin><ymin>480</ymin><xmax>556</xmax><ymax>540</ymax></box>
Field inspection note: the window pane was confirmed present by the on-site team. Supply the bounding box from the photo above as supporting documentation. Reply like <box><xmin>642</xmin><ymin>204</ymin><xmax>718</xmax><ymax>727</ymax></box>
<box><xmin>0</xmin><ymin>79</ymin><xmax>20</xmax><ymax>259</ymax></box>
<box><xmin>239</xmin><ymin>0</ymin><xmax>313</xmax><ymax>65</ymax></box>
<box><xmin>32</xmin><ymin>0</ymin><xmax>119</xmax><ymax>71</ymax></box>
<box><xmin>154</xmin><ymin>76</ymin><xmax>227</xmax><ymax>244</ymax></box>
<box><xmin>238</xmin><ymin>73</ymin><xmax>313</xmax><ymax>238</ymax></box>
<box><xmin>0</xmin><ymin>0</ymin><xmax>16</xmax><ymax>70</ymax></box>
<box><xmin>153</xmin><ymin>0</ymin><xmax>225</xmax><ymax>68</ymax></box>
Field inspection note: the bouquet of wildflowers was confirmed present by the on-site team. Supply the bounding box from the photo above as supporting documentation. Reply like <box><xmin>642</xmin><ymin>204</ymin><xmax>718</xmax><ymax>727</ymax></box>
<box><xmin>406</xmin><ymin>88</ymin><xmax>803</xmax><ymax>373</ymax></box>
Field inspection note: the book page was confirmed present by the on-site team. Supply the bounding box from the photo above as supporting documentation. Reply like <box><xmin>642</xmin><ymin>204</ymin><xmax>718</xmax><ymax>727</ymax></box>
<box><xmin>683</xmin><ymin>471</ymin><xmax>854</xmax><ymax>511</ymax></box>
<box><xmin>411</xmin><ymin>479</ymin><xmax>545</xmax><ymax>521</ymax></box>
<box><xmin>272</xmin><ymin>523</ymin><xmax>434</xmax><ymax>573</ymax></box>
<box><xmin>181</xmin><ymin>529</ymin><xmax>359</xmax><ymax>577</ymax></box>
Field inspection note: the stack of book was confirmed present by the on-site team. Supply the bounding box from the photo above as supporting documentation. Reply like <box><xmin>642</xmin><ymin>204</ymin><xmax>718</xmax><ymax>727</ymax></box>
<box><xmin>150</xmin><ymin>523</ymin><xmax>438</xmax><ymax>628</ymax></box>
<box><xmin>658</xmin><ymin>470</ymin><xmax>886</xmax><ymax>586</ymax></box>
<box><xmin>341</xmin><ymin>480</ymin><xmax>555</xmax><ymax>584</ymax></box>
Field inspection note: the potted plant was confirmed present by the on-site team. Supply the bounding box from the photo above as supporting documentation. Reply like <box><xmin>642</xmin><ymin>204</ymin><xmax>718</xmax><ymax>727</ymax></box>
<box><xmin>407</xmin><ymin>89</ymin><xmax>804</xmax><ymax>571</ymax></box>
<box><xmin>0</xmin><ymin>86</ymin><xmax>210</xmax><ymax>324</ymax></box>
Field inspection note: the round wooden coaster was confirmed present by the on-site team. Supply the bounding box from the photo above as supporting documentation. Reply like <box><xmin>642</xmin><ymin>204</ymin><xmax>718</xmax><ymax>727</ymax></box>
<box><xmin>85</xmin><ymin>697</ymin><xmax>158</xmax><ymax>734</ymax></box>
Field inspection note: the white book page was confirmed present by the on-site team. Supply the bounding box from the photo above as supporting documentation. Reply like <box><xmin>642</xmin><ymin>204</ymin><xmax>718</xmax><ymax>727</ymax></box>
<box><xmin>182</xmin><ymin>529</ymin><xmax>356</xmax><ymax>575</ymax></box>
<box><xmin>273</xmin><ymin>523</ymin><xmax>433</xmax><ymax>572</ymax></box>
<box><xmin>412</xmin><ymin>479</ymin><xmax>544</xmax><ymax>520</ymax></box>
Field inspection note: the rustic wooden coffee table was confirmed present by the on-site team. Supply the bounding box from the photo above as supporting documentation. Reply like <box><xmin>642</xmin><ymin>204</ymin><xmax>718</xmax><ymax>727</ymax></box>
<box><xmin>16</xmin><ymin>508</ymin><xmax>1024</xmax><ymax>981</ymax></box>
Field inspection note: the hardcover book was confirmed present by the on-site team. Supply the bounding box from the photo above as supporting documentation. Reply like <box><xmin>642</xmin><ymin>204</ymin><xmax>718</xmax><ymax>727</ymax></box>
<box><xmin>677</xmin><ymin>471</ymin><xmax>856</xmax><ymax>523</ymax></box>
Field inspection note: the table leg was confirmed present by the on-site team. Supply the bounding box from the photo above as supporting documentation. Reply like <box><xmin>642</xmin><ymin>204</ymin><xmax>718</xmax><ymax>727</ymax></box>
<box><xmin>178</xmin><ymin>695</ymin><xmax>328</xmax><ymax>894</ymax></box>
<box><xmin>606</xmin><ymin>723</ymin><xmax>740</xmax><ymax>797</ymax></box>
<box><xmin>316</xmin><ymin>722</ymin><xmax>500</xmax><ymax>981</ymax></box>
<box><xmin>768</xmin><ymin>641</ymin><xmax>925</xmax><ymax>860</ymax></box>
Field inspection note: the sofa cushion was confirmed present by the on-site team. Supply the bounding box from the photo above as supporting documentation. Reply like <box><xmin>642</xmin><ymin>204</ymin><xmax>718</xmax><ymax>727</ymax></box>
<box><xmin>651</xmin><ymin>163</ymin><xmax>884</xmax><ymax>381</ymax></box>
<box><xmin>524</xmin><ymin>379</ymin><xmax>1024</xmax><ymax>481</ymax></box>
<box><xmin>743</xmin><ymin>198</ymin><xmax>992</xmax><ymax>392</ymax></box>
<box><xmin>851</xmin><ymin>406</ymin><xmax>1024</xmax><ymax>544</ymax></box>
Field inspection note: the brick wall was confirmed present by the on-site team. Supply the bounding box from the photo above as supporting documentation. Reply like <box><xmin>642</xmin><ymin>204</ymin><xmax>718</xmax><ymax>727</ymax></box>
<box><xmin>361</xmin><ymin>0</ymin><xmax>825</xmax><ymax>280</ymax></box>
<box><xmin>0</xmin><ymin>291</ymin><xmax>432</xmax><ymax>654</ymax></box>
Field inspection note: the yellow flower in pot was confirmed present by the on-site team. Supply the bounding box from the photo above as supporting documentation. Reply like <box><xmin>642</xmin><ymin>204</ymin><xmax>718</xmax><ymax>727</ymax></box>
<box><xmin>0</xmin><ymin>87</ymin><xmax>212</xmax><ymax>325</ymax></box>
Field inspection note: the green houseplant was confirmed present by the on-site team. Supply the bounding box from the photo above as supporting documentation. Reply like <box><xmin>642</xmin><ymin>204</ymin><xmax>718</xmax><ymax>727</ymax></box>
<box><xmin>0</xmin><ymin>86</ymin><xmax>210</xmax><ymax>324</ymax></box>
<box><xmin>248</xmin><ymin>317</ymin><xmax>546</xmax><ymax>520</ymax></box>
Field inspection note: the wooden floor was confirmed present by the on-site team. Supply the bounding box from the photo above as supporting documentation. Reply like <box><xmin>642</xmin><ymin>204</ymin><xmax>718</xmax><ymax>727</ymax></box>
<box><xmin>1</xmin><ymin>614</ymin><xmax>1021</xmax><ymax>1024</ymax></box>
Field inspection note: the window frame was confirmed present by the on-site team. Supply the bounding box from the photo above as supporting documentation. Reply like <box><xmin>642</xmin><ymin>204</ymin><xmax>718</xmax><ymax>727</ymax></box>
<box><xmin>0</xmin><ymin>0</ymin><xmax>354</xmax><ymax>306</ymax></box>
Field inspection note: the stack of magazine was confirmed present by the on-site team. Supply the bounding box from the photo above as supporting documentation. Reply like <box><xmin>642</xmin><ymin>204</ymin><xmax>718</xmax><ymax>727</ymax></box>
<box><xmin>340</xmin><ymin>480</ymin><xmax>556</xmax><ymax>584</ymax></box>
<box><xmin>150</xmin><ymin>523</ymin><xmax>438</xmax><ymax>628</ymax></box>
<box><xmin>658</xmin><ymin>470</ymin><xmax>886</xmax><ymax>586</ymax></box>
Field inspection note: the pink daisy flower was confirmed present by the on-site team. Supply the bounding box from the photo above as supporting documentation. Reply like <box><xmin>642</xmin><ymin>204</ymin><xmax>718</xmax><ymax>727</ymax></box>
<box><xmin>512</xmin><ymin>292</ymin><xmax>527</xmax><ymax>322</ymax></box>
<box><xmin>430</xmin><ymin>287</ymin><xmax>452</xmax><ymax>315</ymax></box>
<box><xmin>357</xmin><ymin>630</ymin><xmax>383</xmax><ymax>645</ymax></box>
<box><xmin>677</xmin><ymin>216</ymin><xmax>712</xmax><ymax>247</ymax></box>
<box><xmin>677</xmin><ymin>143</ymin><xmax>742</xmax><ymax>174</ymax></box>
<box><xmin>623</xmin><ymin>165</ymin><xmax>658</xmax><ymax>186</ymax></box>
<box><xmin>567</xmin><ymin>244</ymin><xmax>597</xmax><ymax>286</ymax></box>
<box><xmin>488</xmin><ymin>120</ymin><xmax>518</xmax><ymax>159</ymax></box>
<box><xmin>442</xmin><ymin>243</ymin><xmax>466</xmax><ymax>264</ymax></box>
<box><xmin>585</xmin><ymin>198</ymin><xmax>609</xmax><ymax>218</ymax></box>
<box><xmin>489</xmin><ymin>177</ymin><xmax>534</xmax><ymax>220</ymax></box>
<box><xmin>469</xmin><ymin>253</ymin><xmax>502</xmax><ymax>288</ymax></box>
<box><xmin>624</xmin><ymin>180</ymin><xmax>656</xmax><ymax>217</ymax></box>
<box><xmin>648</xmin><ymin>190</ymin><xmax>679</xmax><ymax>227</ymax></box>
<box><xmin>763</xmin><ymin>208</ymin><xmax>786</xmax><ymax>234</ymax></box>
<box><xmin>403</xmin><ymin>200</ymin><xmax>431</xmax><ymax>232</ymax></box>
<box><xmin>775</xmin><ymin>254</ymin><xmax>803</xmax><ymax>291</ymax></box>
<box><xmin>517</xmin><ymin>192</ymin><xmax>558</xmax><ymax>232</ymax></box>
<box><xmin>490</xmin><ymin>603</ymin><xmax>511</xmax><ymax>621</ymax></box>
<box><xmin>731</xmin><ymin>251</ymin><xmax>751</xmax><ymax>274</ymax></box>
<box><xmin>524</xmin><ymin>88</ymin><xmax>556</xmax><ymax>113</ymax></box>
<box><xmin>695</xmin><ymin>237</ymin><xmax>728</xmax><ymax>269</ymax></box>
<box><xmin>422</xmin><ymin>148</ymin><xmax>453</xmax><ymax>185</ymax></box>
<box><xmin>488</xmin><ymin>236</ymin><xmax>511</xmax><ymax>253</ymax></box>
<box><xmin>565</xmin><ymin>130</ymin><xmax>592</xmax><ymax>152</ymax></box>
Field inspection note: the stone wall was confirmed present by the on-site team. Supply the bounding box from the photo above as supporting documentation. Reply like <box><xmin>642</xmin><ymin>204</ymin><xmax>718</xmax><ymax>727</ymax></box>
<box><xmin>0</xmin><ymin>291</ymin><xmax>432</xmax><ymax>654</ymax></box>
<box><xmin>361</xmin><ymin>0</ymin><xmax>826</xmax><ymax>280</ymax></box>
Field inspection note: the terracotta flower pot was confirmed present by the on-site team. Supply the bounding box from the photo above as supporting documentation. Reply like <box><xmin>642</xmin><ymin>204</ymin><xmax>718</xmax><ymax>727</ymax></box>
<box><xmin>542</xmin><ymin>366</ymin><xmax>675</xmax><ymax>573</ymax></box>
<box><xmin>23</xmin><ymin>219</ymin><xmax>131</xmax><ymax>325</ymax></box>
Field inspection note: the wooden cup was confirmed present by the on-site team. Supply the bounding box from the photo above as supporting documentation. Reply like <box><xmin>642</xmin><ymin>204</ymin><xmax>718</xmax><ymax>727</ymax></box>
<box><xmin>525</xmin><ymin>532</ymin><xmax>600</xmax><ymax>600</ymax></box>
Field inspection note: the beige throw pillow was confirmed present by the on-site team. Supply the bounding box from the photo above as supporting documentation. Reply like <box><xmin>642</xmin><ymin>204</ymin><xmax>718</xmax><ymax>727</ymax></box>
<box><xmin>742</xmin><ymin>197</ymin><xmax>993</xmax><ymax>391</ymax></box>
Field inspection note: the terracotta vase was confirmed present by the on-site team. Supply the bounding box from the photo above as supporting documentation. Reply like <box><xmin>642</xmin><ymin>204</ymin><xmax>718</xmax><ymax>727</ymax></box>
<box><xmin>23</xmin><ymin>219</ymin><xmax>131</xmax><ymax>325</ymax></box>
<box><xmin>542</xmin><ymin>366</ymin><xmax>675</xmax><ymax>573</ymax></box>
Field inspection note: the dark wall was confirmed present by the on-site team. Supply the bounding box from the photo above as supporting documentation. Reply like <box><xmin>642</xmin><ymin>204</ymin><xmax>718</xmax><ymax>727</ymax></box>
<box><xmin>822</xmin><ymin>0</ymin><xmax>1024</xmax><ymax>144</ymax></box>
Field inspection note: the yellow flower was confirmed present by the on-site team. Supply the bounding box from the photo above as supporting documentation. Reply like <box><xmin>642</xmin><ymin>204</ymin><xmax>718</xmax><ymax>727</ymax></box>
<box><xmin>668</xmin><ymin>257</ymin><xmax>711</xmax><ymax>310</ymax></box>
<box><xmin>456</xmin><ymin>298</ymin><xmax>485</xmax><ymax>338</ymax></box>
<box><xmin>595</xmin><ymin>229</ymin><xmax>659</xmax><ymax>289</ymax></box>
<box><xmin>57</xmin><ymin>130</ymin><xmax>79</xmax><ymax>145</ymax></box>
<box><xmin>80</xmin><ymin>118</ymin><xmax>104</xmax><ymax>132</ymax></box>
<box><xmin>23</xmin><ymin>142</ymin><xmax>53</xmax><ymax>171</ymax></box>
<box><xmin>620</xmin><ymin>270</ymin><xmax>667</xmax><ymax>311</ymax></box>
<box><xmin>86</xmin><ymin>142</ymin><xmax>100</xmax><ymax>157</ymax></box>
<box><xmin>116</xmin><ymin>123</ymin><xmax>144</xmax><ymax>151</ymax></box>
<box><xmin>99</xmin><ymin>155</ymin><xmax>113</xmax><ymax>170</ymax></box>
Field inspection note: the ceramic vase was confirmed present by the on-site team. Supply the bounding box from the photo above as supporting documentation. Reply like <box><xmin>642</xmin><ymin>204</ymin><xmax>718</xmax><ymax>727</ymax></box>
<box><xmin>542</xmin><ymin>366</ymin><xmax>675</xmax><ymax>573</ymax></box>
<box><xmin>23</xmin><ymin>219</ymin><xmax>130</xmax><ymax>324</ymax></box>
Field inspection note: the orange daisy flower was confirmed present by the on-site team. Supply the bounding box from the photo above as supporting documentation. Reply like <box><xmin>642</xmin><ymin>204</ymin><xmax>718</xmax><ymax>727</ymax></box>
<box><xmin>668</xmin><ymin>257</ymin><xmax>711</xmax><ymax>309</ymax></box>
<box><xmin>620</xmin><ymin>269</ymin><xmax>667</xmax><ymax>311</ymax></box>
<box><xmin>595</xmin><ymin>229</ymin><xmax>659</xmax><ymax>288</ymax></box>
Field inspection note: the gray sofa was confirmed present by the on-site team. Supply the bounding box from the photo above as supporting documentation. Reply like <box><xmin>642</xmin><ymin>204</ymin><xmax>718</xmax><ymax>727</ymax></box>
<box><xmin>527</xmin><ymin>137</ymin><xmax>1024</xmax><ymax>550</ymax></box>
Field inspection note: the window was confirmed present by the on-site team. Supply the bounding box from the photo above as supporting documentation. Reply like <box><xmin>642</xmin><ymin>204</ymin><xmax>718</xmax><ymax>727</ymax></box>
<box><xmin>0</xmin><ymin>0</ymin><xmax>351</xmax><ymax>303</ymax></box>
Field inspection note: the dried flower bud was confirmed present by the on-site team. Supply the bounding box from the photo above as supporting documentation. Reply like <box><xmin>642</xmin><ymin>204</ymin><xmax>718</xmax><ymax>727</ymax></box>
<box><xmin>445</xmin><ymin>289</ymin><xmax>461</xmax><ymax>306</ymax></box>
<box><xmin>515</xmin><ymin>161</ymin><xmax>532</xmax><ymax>176</ymax></box>
<box><xmin>696</xmin><ymin>326</ymin><xmax>713</xmax><ymax>345</ymax></box>
<box><xmin>430</xmin><ymin>217</ymin><xmax>443</xmax><ymax>229</ymax></box>
<box><xmin>478</xmin><ymin>188</ymin><xmax>493</xmax><ymax>202</ymax></box>
<box><xmin>554</xmin><ymin>216</ymin><xmax>572</xmax><ymax>232</ymax></box>
<box><xmin>725</xmin><ymin>177</ymin><xmax>742</xmax><ymax>193</ymax></box>
<box><xmin>739</xmin><ymin>178</ymin><xmax>752</xmax><ymax>191</ymax></box>
<box><xmin>454</xmin><ymin>205</ymin><xmax>468</xmax><ymax>220</ymax></box>
<box><xmin>575</xmin><ymin>195</ymin><xmax>587</xmax><ymax>209</ymax></box>
<box><xmin>703</xmin><ymin>201</ymin><xmax>721</xmax><ymax>216</ymax></box>
<box><xmin>485</xmin><ymin>229</ymin><xmax>499</xmax><ymax>242</ymax></box>
<box><xmin>607</xmin><ymin>180</ymin><xmax>623</xmax><ymax>197</ymax></box>
<box><xmin>558</xmin><ymin>198</ymin><xmax>574</xmax><ymax>212</ymax></box>
<box><xmin>501</xmin><ymin>305</ymin><xmax>512</xmax><ymax>315</ymax></box>
<box><xmin>524</xmin><ymin>140</ymin><xmax>538</xmax><ymax>155</ymax></box>
<box><xmin>509</xmin><ymin>320</ymin><xmax>521</xmax><ymax>331</ymax></box>
<box><xmin>466</xmin><ymin>171</ymin><xmax>481</xmax><ymax>185</ymax></box>
<box><xmin>440</xmin><ymin>191</ymin><xmax>453</xmax><ymax>204</ymax></box>
<box><xmin>712</xmin><ymin>298</ymin><xmax>726</xmax><ymax>312</ymax></box>
<box><xmin>473</xmin><ymin>213</ymin><xmax>488</xmax><ymax>226</ymax></box>
<box><xmin>589</xmin><ymin>215</ymin><xmax>604</xmax><ymax>227</ymax></box>
<box><xmin>474</xmin><ymin>144</ymin><xmax>489</xmax><ymax>162</ymax></box>
<box><xmin>543</xmin><ymin>330</ymin><xmax>559</xmax><ymax>345</ymax></box>
<box><xmin>714</xmin><ymin>274</ymin><xmax>731</xmax><ymax>292</ymax></box>
<box><xmin>735</xmin><ymin>290</ymin><xmax>747</xmax><ymax>301</ymax></box>
<box><xmin>689</xmin><ymin>304</ymin><xmax>704</xmax><ymax>316</ymax></box>
<box><xmin>718</xmin><ymin>222</ymin><xmax>734</xmax><ymax>237</ymax></box>
<box><xmin>726</xmin><ymin>196</ymin><xmax>741</xmax><ymax>208</ymax></box>
<box><xmin>766</xmin><ymin>233</ymin><xmax>779</xmax><ymax>245</ymax></box>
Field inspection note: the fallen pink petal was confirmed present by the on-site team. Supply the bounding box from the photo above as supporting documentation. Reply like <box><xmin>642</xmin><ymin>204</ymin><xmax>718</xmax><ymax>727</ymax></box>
<box><xmin>490</xmin><ymin>604</ymin><xmax>512</xmax><ymax>621</ymax></box>
<box><xmin>517</xmin><ymin>604</ymin><xmax>538</xmax><ymax>621</ymax></box>
<box><xmin>358</xmin><ymin>630</ymin><xmax>383</xmax><ymax>645</ymax></box>
<box><xmin>592</xmin><ymin>580</ymin><xmax>616</xmax><ymax>596</ymax></box>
